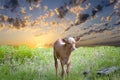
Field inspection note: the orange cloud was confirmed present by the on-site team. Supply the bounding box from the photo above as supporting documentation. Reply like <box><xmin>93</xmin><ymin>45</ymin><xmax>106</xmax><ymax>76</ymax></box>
<box><xmin>0</xmin><ymin>23</ymin><xmax>5</xmax><ymax>31</ymax></box>
<box><xmin>43</xmin><ymin>6</ymin><xmax>48</xmax><ymax>11</ymax></box>
<box><xmin>69</xmin><ymin>3</ymin><xmax>91</xmax><ymax>16</ymax></box>
<box><xmin>20</xmin><ymin>7</ymin><xmax>26</xmax><ymax>14</ymax></box>
<box><xmin>114</xmin><ymin>0</ymin><xmax>120</xmax><ymax>10</ymax></box>
<box><xmin>0</xmin><ymin>14</ymin><xmax>8</xmax><ymax>22</ymax></box>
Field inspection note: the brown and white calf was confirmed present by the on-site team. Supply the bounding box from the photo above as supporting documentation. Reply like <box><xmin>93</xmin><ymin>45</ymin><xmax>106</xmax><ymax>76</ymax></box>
<box><xmin>53</xmin><ymin>37</ymin><xmax>80</xmax><ymax>79</ymax></box>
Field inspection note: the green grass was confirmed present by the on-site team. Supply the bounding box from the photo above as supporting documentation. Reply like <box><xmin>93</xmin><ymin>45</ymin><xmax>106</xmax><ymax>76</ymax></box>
<box><xmin>0</xmin><ymin>45</ymin><xmax>120</xmax><ymax>80</ymax></box>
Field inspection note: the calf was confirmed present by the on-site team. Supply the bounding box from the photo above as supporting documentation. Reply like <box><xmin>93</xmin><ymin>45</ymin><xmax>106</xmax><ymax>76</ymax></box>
<box><xmin>53</xmin><ymin>37</ymin><xmax>80</xmax><ymax>79</ymax></box>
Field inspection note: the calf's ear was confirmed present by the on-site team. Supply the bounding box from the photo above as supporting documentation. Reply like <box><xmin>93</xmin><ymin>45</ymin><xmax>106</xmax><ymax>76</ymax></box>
<box><xmin>74</xmin><ymin>36</ymin><xmax>80</xmax><ymax>42</ymax></box>
<box><xmin>63</xmin><ymin>38</ymin><xmax>68</xmax><ymax>43</ymax></box>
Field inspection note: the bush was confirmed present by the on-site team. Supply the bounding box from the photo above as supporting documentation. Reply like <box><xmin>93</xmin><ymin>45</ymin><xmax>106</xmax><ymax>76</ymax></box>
<box><xmin>13</xmin><ymin>45</ymin><xmax>33</xmax><ymax>60</ymax></box>
<box><xmin>0</xmin><ymin>45</ymin><xmax>34</xmax><ymax>64</ymax></box>
<box><xmin>0</xmin><ymin>45</ymin><xmax>15</xmax><ymax>59</ymax></box>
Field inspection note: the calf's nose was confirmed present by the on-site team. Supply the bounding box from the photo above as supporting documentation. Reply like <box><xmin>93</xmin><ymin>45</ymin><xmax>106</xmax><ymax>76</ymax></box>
<box><xmin>71</xmin><ymin>47</ymin><xmax>76</xmax><ymax>51</ymax></box>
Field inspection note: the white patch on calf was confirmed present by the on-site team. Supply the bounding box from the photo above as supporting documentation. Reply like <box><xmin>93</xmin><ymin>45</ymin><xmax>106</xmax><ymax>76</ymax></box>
<box><xmin>68</xmin><ymin>37</ymin><xmax>75</xmax><ymax>44</ymax></box>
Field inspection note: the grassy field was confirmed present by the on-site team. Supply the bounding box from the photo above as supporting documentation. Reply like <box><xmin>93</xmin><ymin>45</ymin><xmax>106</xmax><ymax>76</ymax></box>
<box><xmin>0</xmin><ymin>45</ymin><xmax>120</xmax><ymax>80</ymax></box>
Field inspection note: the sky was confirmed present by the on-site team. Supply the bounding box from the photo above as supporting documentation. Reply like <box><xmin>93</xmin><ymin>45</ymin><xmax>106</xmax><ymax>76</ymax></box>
<box><xmin>0</xmin><ymin>0</ymin><xmax>66</xmax><ymax>47</ymax></box>
<box><xmin>0</xmin><ymin>0</ymin><xmax>120</xmax><ymax>47</ymax></box>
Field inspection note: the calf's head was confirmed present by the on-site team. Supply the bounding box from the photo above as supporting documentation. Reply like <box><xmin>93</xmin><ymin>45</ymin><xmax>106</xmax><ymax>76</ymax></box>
<box><xmin>63</xmin><ymin>37</ymin><xmax>80</xmax><ymax>51</ymax></box>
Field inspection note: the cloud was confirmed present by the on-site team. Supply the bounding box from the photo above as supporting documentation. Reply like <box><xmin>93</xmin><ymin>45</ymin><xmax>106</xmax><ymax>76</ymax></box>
<box><xmin>0</xmin><ymin>0</ymin><xmax>117</xmax><ymax>33</ymax></box>
<box><xmin>101</xmin><ymin>9</ymin><xmax>120</xmax><ymax>22</ymax></box>
<box><xmin>92</xmin><ymin>4</ymin><xmax>102</xmax><ymax>16</ymax></box>
<box><xmin>23</xmin><ymin>15</ymin><xmax>31</xmax><ymax>20</ymax></box>
<box><xmin>35</xmin><ymin>3</ymin><xmax>40</xmax><ymax>8</ymax></box>
<box><xmin>20</xmin><ymin>7</ymin><xmax>26</xmax><ymax>14</ymax></box>
<box><xmin>12</xmin><ymin>18</ymin><xmax>25</xmax><ymax>29</ymax></box>
<box><xmin>75</xmin><ymin>13</ymin><xmax>89</xmax><ymax>25</ymax></box>
<box><xmin>0</xmin><ymin>0</ymin><xmax>91</xmax><ymax>31</ymax></box>
<box><xmin>114</xmin><ymin>0</ymin><xmax>120</xmax><ymax>10</ymax></box>
<box><xmin>0</xmin><ymin>23</ymin><xmax>5</xmax><ymax>31</ymax></box>
<box><xmin>4</xmin><ymin>0</ymin><xmax>19</xmax><ymax>11</ymax></box>
<box><xmin>0</xmin><ymin>12</ymin><xmax>34</xmax><ymax>29</ymax></box>
<box><xmin>70</xmin><ymin>3</ymin><xmax>91</xmax><ymax>15</ymax></box>
<box><xmin>55</xmin><ymin>7</ymin><xmax>68</xmax><ymax>18</ymax></box>
<box><xmin>29</xmin><ymin>6</ymin><xmax>34</xmax><ymax>11</ymax></box>
<box><xmin>7</xmin><ymin>17</ymin><xmax>14</xmax><ymax>23</ymax></box>
<box><xmin>26</xmin><ymin>0</ymin><xmax>42</xmax><ymax>3</ymax></box>
<box><xmin>0</xmin><ymin>6</ymin><xmax>4</xmax><ymax>10</ymax></box>
<box><xmin>43</xmin><ymin>6</ymin><xmax>48</xmax><ymax>11</ymax></box>
<box><xmin>0</xmin><ymin>14</ymin><xmax>8</xmax><ymax>22</ymax></box>
<box><xmin>0</xmin><ymin>14</ymin><xmax>32</xmax><ymax>29</ymax></box>
<box><xmin>54</xmin><ymin>3</ymin><xmax>69</xmax><ymax>18</ymax></box>
<box><xmin>30</xmin><ymin>10</ymin><xmax>56</xmax><ymax>27</ymax></box>
<box><xmin>54</xmin><ymin>1</ymin><xmax>90</xmax><ymax>19</ymax></box>
<box><xmin>110</xmin><ymin>0</ymin><xmax>115</xmax><ymax>4</ymax></box>
<box><xmin>44</xmin><ymin>10</ymin><xmax>55</xmax><ymax>18</ymax></box>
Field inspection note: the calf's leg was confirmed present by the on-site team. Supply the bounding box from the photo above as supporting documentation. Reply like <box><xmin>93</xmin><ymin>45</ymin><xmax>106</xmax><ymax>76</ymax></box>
<box><xmin>61</xmin><ymin>61</ymin><xmax>65</xmax><ymax>80</ymax></box>
<box><xmin>54</xmin><ymin>54</ymin><xmax>58</xmax><ymax>76</ymax></box>
<box><xmin>66</xmin><ymin>62</ymin><xmax>71</xmax><ymax>76</ymax></box>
